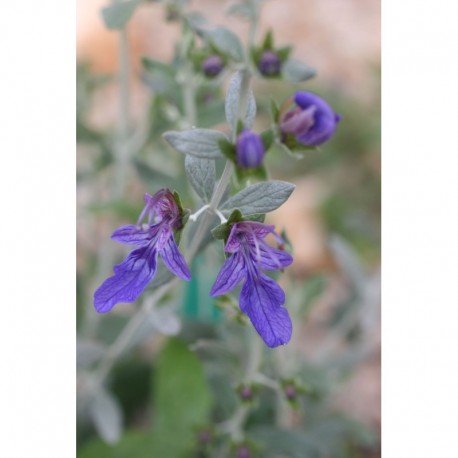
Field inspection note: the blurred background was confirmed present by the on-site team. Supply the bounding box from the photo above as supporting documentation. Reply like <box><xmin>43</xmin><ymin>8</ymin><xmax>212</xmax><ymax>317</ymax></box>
<box><xmin>77</xmin><ymin>0</ymin><xmax>380</xmax><ymax>456</ymax></box>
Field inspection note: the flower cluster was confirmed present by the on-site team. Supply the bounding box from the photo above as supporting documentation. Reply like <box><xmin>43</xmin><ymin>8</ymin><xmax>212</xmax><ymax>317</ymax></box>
<box><xmin>211</xmin><ymin>221</ymin><xmax>293</xmax><ymax>348</ymax></box>
<box><xmin>94</xmin><ymin>189</ymin><xmax>190</xmax><ymax>313</ymax></box>
<box><xmin>94</xmin><ymin>88</ymin><xmax>339</xmax><ymax>348</ymax></box>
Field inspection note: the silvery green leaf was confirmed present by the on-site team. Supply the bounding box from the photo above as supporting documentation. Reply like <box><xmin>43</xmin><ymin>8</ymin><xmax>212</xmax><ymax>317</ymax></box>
<box><xmin>101</xmin><ymin>0</ymin><xmax>141</xmax><ymax>30</ymax></box>
<box><xmin>221</xmin><ymin>180</ymin><xmax>295</xmax><ymax>216</ymax></box>
<box><xmin>77</xmin><ymin>339</ymin><xmax>106</xmax><ymax>369</ymax></box>
<box><xmin>89</xmin><ymin>388</ymin><xmax>123</xmax><ymax>444</ymax></box>
<box><xmin>282</xmin><ymin>58</ymin><xmax>317</xmax><ymax>83</ymax></box>
<box><xmin>328</xmin><ymin>235</ymin><xmax>367</xmax><ymax>294</ymax></box>
<box><xmin>206</xmin><ymin>27</ymin><xmax>244</xmax><ymax>61</ymax></box>
<box><xmin>226</xmin><ymin>2</ymin><xmax>256</xmax><ymax>20</ymax></box>
<box><xmin>185</xmin><ymin>156</ymin><xmax>216</xmax><ymax>203</ymax></box>
<box><xmin>148</xmin><ymin>307</ymin><xmax>182</xmax><ymax>335</ymax></box>
<box><xmin>185</xmin><ymin>12</ymin><xmax>208</xmax><ymax>32</ymax></box>
<box><xmin>163</xmin><ymin>129</ymin><xmax>226</xmax><ymax>159</ymax></box>
<box><xmin>225</xmin><ymin>71</ymin><xmax>257</xmax><ymax>131</ymax></box>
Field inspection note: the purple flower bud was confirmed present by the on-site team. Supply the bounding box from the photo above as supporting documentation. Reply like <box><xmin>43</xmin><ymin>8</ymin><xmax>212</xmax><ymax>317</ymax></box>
<box><xmin>236</xmin><ymin>129</ymin><xmax>265</xmax><ymax>169</ymax></box>
<box><xmin>258</xmin><ymin>50</ymin><xmax>281</xmax><ymax>77</ymax></box>
<box><xmin>280</xmin><ymin>91</ymin><xmax>341</xmax><ymax>146</ymax></box>
<box><xmin>284</xmin><ymin>384</ymin><xmax>297</xmax><ymax>401</ymax></box>
<box><xmin>202</xmin><ymin>55</ymin><xmax>224</xmax><ymax>78</ymax></box>
<box><xmin>238</xmin><ymin>385</ymin><xmax>254</xmax><ymax>401</ymax></box>
<box><xmin>237</xmin><ymin>446</ymin><xmax>251</xmax><ymax>458</ymax></box>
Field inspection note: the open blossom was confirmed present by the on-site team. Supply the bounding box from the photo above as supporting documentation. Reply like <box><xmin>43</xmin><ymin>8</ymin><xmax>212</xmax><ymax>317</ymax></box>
<box><xmin>94</xmin><ymin>189</ymin><xmax>191</xmax><ymax>313</ymax></box>
<box><xmin>280</xmin><ymin>91</ymin><xmax>341</xmax><ymax>146</ymax></box>
<box><xmin>210</xmin><ymin>221</ymin><xmax>293</xmax><ymax>348</ymax></box>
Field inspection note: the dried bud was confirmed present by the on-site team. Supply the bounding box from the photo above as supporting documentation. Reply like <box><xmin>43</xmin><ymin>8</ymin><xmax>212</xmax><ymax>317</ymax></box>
<box><xmin>283</xmin><ymin>383</ymin><xmax>297</xmax><ymax>401</ymax></box>
<box><xmin>280</xmin><ymin>91</ymin><xmax>341</xmax><ymax>147</ymax></box>
<box><xmin>236</xmin><ymin>446</ymin><xmax>251</xmax><ymax>458</ymax></box>
<box><xmin>202</xmin><ymin>55</ymin><xmax>224</xmax><ymax>78</ymax></box>
<box><xmin>236</xmin><ymin>129</ymin><xmax>265</xmax><ymax>169</ymax></box>
<box><xmin>258</xmin><ymin>50</ymin><xmax>281</xmax><ymax>77</ymax></box>
<box><xmin>197</xmin><ymin>428</ymin><xmax>212</xmax><ymax>445</ymax></box>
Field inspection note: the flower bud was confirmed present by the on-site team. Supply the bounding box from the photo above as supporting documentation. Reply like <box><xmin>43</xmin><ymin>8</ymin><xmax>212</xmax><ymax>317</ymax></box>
<box><xmin>257</xmin><ymin>50</ymin><xmax>281</xmax><ymax>77</ymax></box>
<box><xmin>236</xmin><ymin>130</ymin><xmax>265</xmax><ymax>169</ymax></box>
<box><xmin>280</xmin><ymin>91</ymin><xmax>341</xmax><ymax>146</ymax></box>
<box><xmin>283</xmin><ymin>383</ymin><xmax>297</xmax><ymax>401</ymax></box>
<box><xmin>201</xmin><ymin>55</ymin><xmax>224</xmax><ymax>78</ymax></box>
<box><xmin>238</xmin><ymin>384</ymin><xmax>254</xmax><ymax>402</ymax></box>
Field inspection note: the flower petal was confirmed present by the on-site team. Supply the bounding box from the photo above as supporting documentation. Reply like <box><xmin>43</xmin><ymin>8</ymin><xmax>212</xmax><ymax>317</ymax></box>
<box><xmin>225</xmin><ymin>222</ymin><xmax>275</xmax><ymax>253</ymax></box>
<box><xmin>159</xmin><ymin>235</ymin><xmax>191</xmax><ymax>281</ymax></box>
<box><xmin>94</xmin><ymin>245</ymin><xmax>157</xmax><ymax>313</ymax></box>
<box><xmin>210</xmin><ymin>252</ymin><xmax>246</xmax><ymax>296</ymax></box>
<box><xmin>257</xmin><ymin>243</ymin><xmax>293</xmax><ymax>270</ymax></box>
<box><xmin>239</xmin><ymin>273</ymin><xmax>292</xmax><ymax>348</ymax></box>
<box><xmin>111</xmin><ymin>224</ymin><xmax>153</xmax><ymax>246</ymax></box>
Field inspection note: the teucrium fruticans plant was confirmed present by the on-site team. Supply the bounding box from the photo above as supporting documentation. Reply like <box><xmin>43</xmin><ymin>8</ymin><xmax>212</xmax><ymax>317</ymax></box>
<box><xmin>82</xmin><ymin>0</ymin><xmax>346</xmax><ymax>450</ymax></box>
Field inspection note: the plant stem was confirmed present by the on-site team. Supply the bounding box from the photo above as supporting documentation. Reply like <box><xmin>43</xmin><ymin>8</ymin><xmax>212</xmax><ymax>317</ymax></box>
<box><xmin>114</xmin><ymin>28</ymin><xmax>130</xmax><ymax>198</ymax></box>
<box><xmin>92</xmin><ymin>280</ymin><xmax>176</xmax><ymax>385</ymax></box>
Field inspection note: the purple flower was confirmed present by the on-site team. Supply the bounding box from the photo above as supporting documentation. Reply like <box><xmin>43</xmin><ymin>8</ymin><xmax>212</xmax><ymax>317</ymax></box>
<box><xmin>236</xmin><ymin>129</ymin><xmax>265</xmax><ymax>169</ymax></box>
<box><xmin>201</xmin><ymin>55</ymin><xmax>224</xmax><ymax>78</ymax></box>
<box><xmin>210</xmin><ymin>221</ymin><xmax>293</xmax><ymax>348</ymax></box>
<box><xmin>94</xmin><ymin>189</ymin><xmax>191</xmax><ymax>313</ymax></box>
<box><xmin>258</xmin><ymin>50</ymin><xmax>281</xmax><ymax>77</ymax></box>
<box><xmin>280</xmin><ymin>91</ymin><xmax>341</xmax><ymax>146</ymax></box>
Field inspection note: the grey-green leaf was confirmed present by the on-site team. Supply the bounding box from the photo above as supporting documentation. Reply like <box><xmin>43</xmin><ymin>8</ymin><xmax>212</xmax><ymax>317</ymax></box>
<box><xmin>221</xmin><ymin>180</ymin><xmax>295</xmax><ymax>216</ymax></box>
<box><xmin>185</xmin><ymin>156</ymin><xmax>216</xmax><ymax>203</ymax></box>
<box><xmin>282</xmin><ymin>58</ymin><xmax>317</xmax><ymax>83</ymax></box>
<box><xmin>225</xmin><ymin>71</ymin><xmax>257</xmax><ymax>131</ymax></box>
<box><xmin>163</xmin><ymin>129</ymin><xmax>226</xmax><ymax>159</ymax></box>
<box><xmin>77</xmin><ymin>339</ymin><xmax>106</xmax><ymax>369</ymax></box>
<box><xmin>89</xmin><ymin>388</ymin><xmax>123</xmax><ymax>444</ymax></box>
<box><xmin>206</xmin><ymin>27</ymin><xmax>244</xmax><ymax>62</ymax></box>
<box><xmin>101</xmin><ymin>0</ymin><xmax>141</xmax><ymax>30</ymax></box>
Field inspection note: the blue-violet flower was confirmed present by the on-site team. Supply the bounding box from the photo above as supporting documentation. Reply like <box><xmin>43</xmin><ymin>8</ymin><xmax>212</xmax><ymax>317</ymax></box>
<box><xmin>280</xmin><ymin>91</ymin><xmax>341</xmax><ymax>146</ymax></box>
<box><xmin>258</xmin><ymin>50</ymin><xmax>281</xmax><ymax>77</ymax></box>
<box><xmin>94</xmin><ymin>189</ymin><xmax>191</xmax><ymax>313</ymax></box>
<box><xmin>236</xmin><ymin>129</ymin><xmax>265</xmax><ymax>169</ymax></box>
<box><xmin>210</xmin><ymin>221</ymin><xmax>293</xmax><ymax>348</ymax></box>
<box><xmin>202</xmin><ymin>55</ymin><xmax>224</xmax><ymax>78</ymax></box>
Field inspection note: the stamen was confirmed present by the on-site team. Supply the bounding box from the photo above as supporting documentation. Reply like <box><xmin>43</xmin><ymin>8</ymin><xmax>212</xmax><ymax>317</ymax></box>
<box><xmin>189</xmin><ymin>204</ymin><xmax>210</xmax><ymax>222</ymax></box>
<box><xmin>215</xmin><ymin>209</ymin><xmax>227</xmax><ymax>224</ymax></box>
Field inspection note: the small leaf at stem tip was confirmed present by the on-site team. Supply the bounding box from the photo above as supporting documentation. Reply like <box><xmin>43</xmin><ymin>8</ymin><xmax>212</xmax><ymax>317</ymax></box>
<box><xmin>281</xmin><ymin>58</ymin><xmax>317</xmax><ymax>83</ymax></box>
<box><xmin>225</xmin><ymin>71</ymin><xmax>257</xmax><ymax>132</ymax></box>
<box><xmin>89</xmin><ymin>387</ymin><xmax>123</xmax><ymax>444</ymax></box>
<box><xmin>205</xmin><ymin>27</ymin><xmax>244</xmax><ymax>62</ymax></box>
<box><xmin>220</xmin><ymin>181</ymin><xmax>295</xmax><ymax>216</ymax></box>
<box><xmin>163</xmin><ymin>129</ymin><xmax>227</xmax><ymax>159</ymax></box>
<box><xmin>101</xmin><ymin>0</ymin><xmax>142</xmax><ymax>30</ymax></box>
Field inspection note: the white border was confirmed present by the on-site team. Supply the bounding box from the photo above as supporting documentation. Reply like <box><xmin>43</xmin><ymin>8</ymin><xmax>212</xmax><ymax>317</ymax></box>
<box><xmin>383</xmin><ymin>0</ymin><xmax>458</xmax><ymax>456</ymax></box>
<box><xmin>0</xmin><ymin>1</ymin><xmax>76</xmax><ymax>457</ymax></box>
